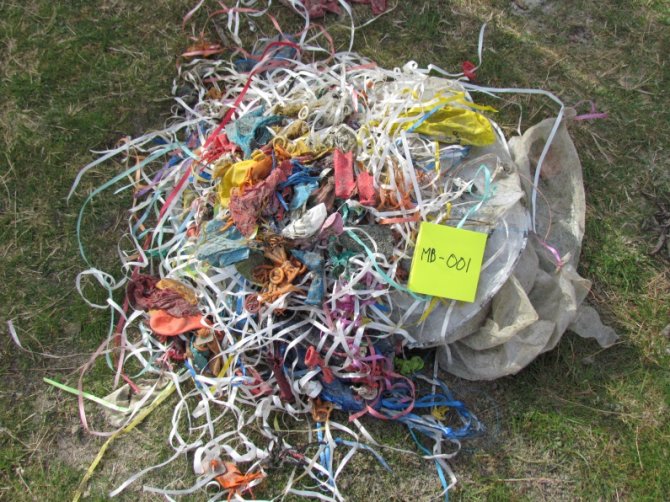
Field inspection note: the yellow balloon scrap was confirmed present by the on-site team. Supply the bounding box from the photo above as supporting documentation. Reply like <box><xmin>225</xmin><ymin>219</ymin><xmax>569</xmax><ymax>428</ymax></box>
<box><xmin>156</xmin><ymin>278</ymin><xmax>198</xmax><ymax>305</ymax></box>
<box><xmin>393</xmin><ymin>92</ymin><xmax>497</xmax><ymax>147</ymax></box>
<box><xmin>214</xmin><ymin>158</ymin><xmax>255</xmax><ymax>207</ymax></box>
<box><xmin>286</xmin><ymin>139</ymin><xmax>313</xmax><ymax>157</ymax></box>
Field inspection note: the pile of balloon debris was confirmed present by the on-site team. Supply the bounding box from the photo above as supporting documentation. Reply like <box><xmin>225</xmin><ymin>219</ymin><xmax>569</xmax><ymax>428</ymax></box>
<box><xmin>62</xmin><ymin>1</ymin><xmax>582</xmax><ymax>500</ymax></box>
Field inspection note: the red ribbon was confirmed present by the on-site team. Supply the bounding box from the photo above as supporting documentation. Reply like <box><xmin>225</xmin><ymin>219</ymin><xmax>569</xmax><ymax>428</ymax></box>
<box><xmin>462</xmin><ymin>60</ymin><xmax>476</xmax><ymax>81</ymax></box>
<box><xmin>334</xmin><ymin>150</ymin><xmax>355</xmax><ymax>199</ymax></box>
<box><xmin>357</xmin><ymin>171</ymin><xmax>376</xmax><ymax>206</ymax></box>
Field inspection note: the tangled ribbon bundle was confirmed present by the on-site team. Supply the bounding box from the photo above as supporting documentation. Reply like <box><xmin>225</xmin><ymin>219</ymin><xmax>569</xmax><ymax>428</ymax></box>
<box><xmin>66</xmin><ymin>1</ymin><xmax>569</xmax><ymax>499</ymax></box>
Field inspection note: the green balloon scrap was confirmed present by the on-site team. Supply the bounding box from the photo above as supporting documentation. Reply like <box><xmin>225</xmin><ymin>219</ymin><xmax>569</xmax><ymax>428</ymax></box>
<box><xmin>394</xmin><ymin>355</ymin><xmax>425</xmax><ymax>375</ymax></box>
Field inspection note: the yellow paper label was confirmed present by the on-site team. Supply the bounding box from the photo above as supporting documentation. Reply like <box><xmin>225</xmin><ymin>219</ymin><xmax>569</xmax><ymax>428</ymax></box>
<box><xmin>408</xmin><ymin>222</ymin><xmax>488</xmax><ymax>302</ymax></box>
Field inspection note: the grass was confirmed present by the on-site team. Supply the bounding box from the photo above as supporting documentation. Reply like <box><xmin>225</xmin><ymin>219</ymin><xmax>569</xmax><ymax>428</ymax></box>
<box><xmin>1</xmin><ymin>0</ymin><xmax>669</xmax><ymax>500</ymax></box>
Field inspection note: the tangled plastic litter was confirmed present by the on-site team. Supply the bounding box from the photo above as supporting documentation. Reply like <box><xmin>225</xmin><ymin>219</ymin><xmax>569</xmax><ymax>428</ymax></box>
<box><xmin>62</xmin><ymin>0</ymin><xmax>618</xmax><ymax>500</ymax></box>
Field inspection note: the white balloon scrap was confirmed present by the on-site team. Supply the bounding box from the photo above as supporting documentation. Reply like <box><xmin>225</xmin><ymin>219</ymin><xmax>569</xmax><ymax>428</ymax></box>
<box><xmin>281</xmin><ymin>203</ymin><xmax>328</xmax><ymax>239</ymax></box>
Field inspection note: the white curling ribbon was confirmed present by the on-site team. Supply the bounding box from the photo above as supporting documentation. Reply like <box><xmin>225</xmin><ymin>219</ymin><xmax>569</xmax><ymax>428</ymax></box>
<box><xmin>295</xmin><ymin>370</ymin><xmax>323</xmax><ymax>398</ymax></box>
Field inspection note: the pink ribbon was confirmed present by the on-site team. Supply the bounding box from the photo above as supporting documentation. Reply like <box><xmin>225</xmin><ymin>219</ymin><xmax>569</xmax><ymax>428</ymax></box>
<box><xmin>573</xmin><ymin>100</ymin><xmax>608</xmax><ymax>121</ymax></box>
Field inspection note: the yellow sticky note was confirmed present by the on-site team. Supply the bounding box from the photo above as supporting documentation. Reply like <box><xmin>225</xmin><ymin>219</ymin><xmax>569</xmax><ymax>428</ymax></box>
<box><xmin>408</xmin><ymin>222</ymin><xmax>488</xmax><ymax>302</ymax></box>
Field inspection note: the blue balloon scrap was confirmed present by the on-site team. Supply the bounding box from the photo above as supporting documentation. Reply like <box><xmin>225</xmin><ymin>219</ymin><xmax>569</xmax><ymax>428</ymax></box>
<box><xmin>225</xmin><ymin>107</ymin><xmax>283</xmax><ymax>158</ymax></box>
<box><xmin>196</xmin><ymin>220</ymin><xmax>251</xmax><ymax>267</ymax></box>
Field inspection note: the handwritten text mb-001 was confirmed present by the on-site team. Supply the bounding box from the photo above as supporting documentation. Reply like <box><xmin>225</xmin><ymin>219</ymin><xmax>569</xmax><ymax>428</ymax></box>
<box><xmin>420</xmin><ymin>247</ymin><xmax>472</xmax><ymax>273</ymax></box>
